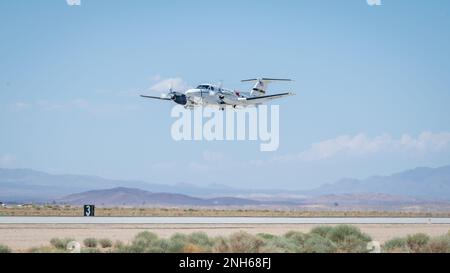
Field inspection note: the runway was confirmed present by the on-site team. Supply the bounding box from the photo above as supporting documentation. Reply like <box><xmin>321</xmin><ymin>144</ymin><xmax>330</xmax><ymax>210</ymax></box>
<box><xmin>1</xmin><ymin>216</ymin><xmax>450</xmax><ymax>224</ymax></box>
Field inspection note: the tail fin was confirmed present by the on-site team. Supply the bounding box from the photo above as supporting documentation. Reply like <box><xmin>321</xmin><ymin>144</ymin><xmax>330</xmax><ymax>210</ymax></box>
<box><xmin>241</xmin><ymin>78</ymin><xmax>292</xmax><ymax>97</ymax></box>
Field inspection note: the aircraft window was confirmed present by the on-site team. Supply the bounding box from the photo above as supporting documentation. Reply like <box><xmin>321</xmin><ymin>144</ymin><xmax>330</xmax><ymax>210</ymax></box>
<box><xmin>210</xmin><ymin>87</ymin><xmax>214</xmax><ymax>91</ymax></box>
<box><xmin>197</xmin><ymin>85</ymin><xmax>210</xmax><ymax>89</ymax></box>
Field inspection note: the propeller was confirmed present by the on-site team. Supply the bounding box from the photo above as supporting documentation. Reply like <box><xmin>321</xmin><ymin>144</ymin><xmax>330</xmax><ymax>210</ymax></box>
<box><xmin>160</xmin><ymin>82</ymin><xmax>175</xmax><ymax>99</ymax></box>
<box><xmin>165</xmin><ymin>82</ymin><xmax>187</xmax><ymax>105</ymax></box>
<box><xmin>141</xmin><ymin>81</ymin><xmax>187</xmax><ymax>105</ymax></box>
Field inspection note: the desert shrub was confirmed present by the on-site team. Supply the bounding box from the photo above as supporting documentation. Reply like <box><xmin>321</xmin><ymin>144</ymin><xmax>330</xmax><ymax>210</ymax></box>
<box><xmin>326</xmin><ymin>225</ymin><xmax>371</xmax><ymax>253</ymax></box>
<box><xmin>49</xmin><ymin>238</ymin><xmax>63</xmax><ymax>249</ymax></box>
<box><xmin>153</xmin><ymin>238</ymin><xmax>171</xmax><ymax>253</ymax></box>
<box><xmin>310</xmin><ymin>226</ymin><xmax>334</xmax><ymax>238</ymax></box>
<box><xmin>228</xmin><ymin>231</ymin><xmax>264</xmax><ymax>253</ymax></box>
<box><xmin>114</xmin><ymin>240</ymin><xmax>124</xmax><ymax>249</ymax></box>
<box><xmin>135</xmin><ymin>231</ymin><xmax>159</xmax><ymax>243</ymax></box>
<box><xmin>28</xmin><ymin>246</ymin><xmax>69</xmax><ymax>253</ymax></box>
<box><xmin>81</xmin><ymin>247</ymin><xmax>100</xmax><ymax>253</ymax></box>
<box><xmin>119</xmin><ymin>242</ymin><xmax>166</xmax><ymax>253</ymax></box>
<box><xmin>184</xmin><ymin>244</ymin><xmax>203</xmax><ymax>253</ymax></box>
<box><xmin>131</xmin><ymin>231</ymin><xmax>159</xmax><ymax>252</ymax></box>
<box><xmin>336</xmin><ymin>234</ymin><xmax>371</xmax><ymax>253</ymax></box>
<box><xmin>261</xmin><ymin>236</ymin><xmax>297</xmax><ymax>253</ymax></box>
<box><xmin>187</xmin><ymin>232</ymin><xmax>213</xmax><ymax>250</ymax></box>
<box><xmin>168</xmin><ymin>233</ymin><xmax>188</xmax><ymax>253</ymax></box>
<box><xmin>0</xmin><ymin>244</ymin><xmax>12</xmax><ymax>253</ymax></box>
<box><xmin>326</xmin><ymin>225</ymin><xmax>371</xmax><ymax>243</ymax></box>
<box><xmin>257</xmin><ymin>233</ymin><xmax>277</xmax><ymax>240</ymax></box>
<box><xmin>284</xmin><ymin>231</ymin><xmax>307</xmax><ymax>241</ymax></box>
<box><xmin>143</xmin><ymin>239</ymin><xmax>170</xmax><ymax>253</ymax></box>
<box><xmin>303</xmin><ymin>234</ymin><xmax>336</xmax><ymax>253</ymax></box>
<box><xmin>170</xmin><ymin>233</ymin><xmax>188</xmax><ymax>242</ymax></box>
<box><xmin>28</xmin><ymin>247</ymin><xmax>53</xmax><ymax>253</ymax></box>
<box><xmin>284</xmin><ymin>231</ymin><xmax>308</xmax><ymax>250</ymax></box>
<box><xmin>383</xmin><ymin>237</ymin><xmax>408</xmax><ymax>253</ymax></box>
<box><xmin>212</xmin><ymin>237</ymin><xmax>230</xmax><ymax>253</ymax></box>
<box><xmin>50</xmin><ymin>238</ymin><xmax>75</xmax><ymax>249</ymax></box>
<box><xmin>99</xmin><ymin>239</ymin><xmax>112</xmax><ymax>248</ymax></box>
<box><xmin>123</xmin><ymin>231</ymin><xmax>171</xmax><ymax>253</ymax></box>
<box><xmin>425</xmin><ymin>236</ymin><xmax>450</xmax><ymax>253</ymax></box>
<box><xmin>406</xmin><ymin>233</ymin><xmax>430</xmax><ymax>253</ymax></box>
<box><xmin>83</xmin><ymin>238</ymin><xmax>98</xmax><ymax>248</ymax></box>
<box><xmin>114</xmin><ymin>245</ymin><xmax>137</xmax><ymax>253</ymax></box>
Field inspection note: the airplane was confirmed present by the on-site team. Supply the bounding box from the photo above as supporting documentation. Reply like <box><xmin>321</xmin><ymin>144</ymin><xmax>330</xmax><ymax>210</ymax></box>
<box><xmin>140</xmin><ymin>78</ymin><xmax>295</xmax><ymax>110</ymax></box>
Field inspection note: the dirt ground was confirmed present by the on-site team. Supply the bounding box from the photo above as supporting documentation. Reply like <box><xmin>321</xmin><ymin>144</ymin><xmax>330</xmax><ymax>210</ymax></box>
<box><xmin>2</xmin><ymin>206</ymin><xmax>449</xmax><ymax>217</ymax></box>
<box><xmin>1</xmin><ymin>223</ymin><xmax>449</xmax><ymax>252</ymax></box>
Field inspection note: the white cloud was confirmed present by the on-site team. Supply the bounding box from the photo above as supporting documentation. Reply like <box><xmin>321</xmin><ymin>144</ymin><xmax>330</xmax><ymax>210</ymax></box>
<box><xmin>400</xmin><ymin>131</ymin><xmax>450</xmax><ymax>152</ymax></box>
<box><xmin>300</xmin><ymin>132</ymin><xmax>450</xmax><ymax>161</ymax></box>
<box><xmin>150</xmin><ymin>77</ymin><xmax>190</xmax><ymax>93</ymax></box>
<box><xmin>271</xmin><ymin>131</ymin><xmax>450</xmax><ymax>163</ymax></box>
<box><xmin>367</xmin><ymin>0</ymin><xmax>381</xmax><ymax>6</ymax></box>
<box><xmin>150</xmin><ymin>74</ymin><xmax>162</xmax><ymax>82</ymax></box>
<box><xmin>299</xmin><ymin>133</ymin><xmax>391</xmax><ymax>161</ymax></box>
<box><xmin>0</xmin><ymin>155</ymin><xmax>16</xmax><ymax>168</ymax></box>
<box><xmin>10</xmin><ymin>102</ymin><xmax>30</xmax><ymax>111</ymax></box>
<box><xmin>66</xmin><ymin>0</ymin><xmax>81</xmax><ymax>6</ymax></box>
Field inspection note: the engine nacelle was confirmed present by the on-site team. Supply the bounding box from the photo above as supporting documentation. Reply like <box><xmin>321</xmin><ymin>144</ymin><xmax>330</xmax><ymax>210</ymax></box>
<box><xmin>173</xmin><ymin>94</ymin><xmax>187</xmax><ymax>105</ymax></box>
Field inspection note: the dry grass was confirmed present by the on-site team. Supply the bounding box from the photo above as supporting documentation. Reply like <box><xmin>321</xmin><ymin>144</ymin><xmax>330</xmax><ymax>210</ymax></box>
<box><xmin>1</xmin><ymin>205</ymin><xmax>449</xmax><ymax>217</ymax></box>
<box><xmin>2</xmin><ymin>224</ymin><xmax>450</xmax><ymax>253</ymax></box>
<box><xmin>14</xmin><ymin>225</ymin><xmax>441</xmax><ymax>253</ymax></box>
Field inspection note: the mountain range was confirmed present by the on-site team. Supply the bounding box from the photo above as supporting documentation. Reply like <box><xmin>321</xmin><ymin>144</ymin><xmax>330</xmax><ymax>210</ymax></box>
<box><xmin>309</xmin><ymin>165</ymin><xmax>450</xmax><ymax>200</ymax></box>
<box><xmin>1</xmin><ymin>165</ymin><xmax>450</xmax><ymax>204</ymax></box>
<box><xmin>58</xmin><ymin>187</ymin><xmax>262</xmax><ymax>206</ymax></box>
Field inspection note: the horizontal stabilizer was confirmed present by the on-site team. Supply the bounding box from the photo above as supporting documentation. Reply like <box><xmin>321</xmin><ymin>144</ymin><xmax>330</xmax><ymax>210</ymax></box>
<box><xmin>241</xmin><ymin>78</ymin><xmax>292</xmax><ymax>82</ymax></box>
<box><xmin>239</xmin><ymin>92</ymin><xmax>295</xmax><ymax>104</ymax></box>
<box><xmin>245</xmin><ymin>92</ymin><xmax>294</xmax><ymax>101</ymax></box>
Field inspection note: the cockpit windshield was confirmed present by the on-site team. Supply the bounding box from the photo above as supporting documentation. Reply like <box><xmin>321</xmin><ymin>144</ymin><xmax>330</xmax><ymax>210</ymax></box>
<box><xmin>196</xmin><ymin>85</ymin><xmax>210</xmax><ymax>90</ymax></box>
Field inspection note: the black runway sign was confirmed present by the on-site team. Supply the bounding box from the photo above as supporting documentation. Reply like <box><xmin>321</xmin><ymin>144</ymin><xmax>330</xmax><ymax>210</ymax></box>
<box><xmin>83</xmin><ymin>205</ymin><xmax>95</xmax><ymax>216</ymax></box>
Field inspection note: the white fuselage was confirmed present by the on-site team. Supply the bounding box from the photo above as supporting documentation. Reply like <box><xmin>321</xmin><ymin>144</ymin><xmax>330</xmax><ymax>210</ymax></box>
<box><xmin>184</xmin><ymin>84</ymin><xmax>251</xmax><ymax>108</ymax></box>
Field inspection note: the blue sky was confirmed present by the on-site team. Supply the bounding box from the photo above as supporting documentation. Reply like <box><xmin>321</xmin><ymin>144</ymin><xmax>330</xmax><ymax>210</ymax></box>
<box><xmin>1</xmin><ymin>0</ymin><xmax>450</xmax><ymax>190</ymax></box>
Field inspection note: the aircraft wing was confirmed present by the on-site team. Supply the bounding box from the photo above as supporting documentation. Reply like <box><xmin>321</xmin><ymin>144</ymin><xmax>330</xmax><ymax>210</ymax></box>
<box><xmin>239</xmin><ymin>92</ymin><xmax>295</xmax><ymax>105</ymax></box>
<box><xmin>140</xmin><ymin>95</ymin><xmax>171</xmax><ymax>101</ymax></box>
